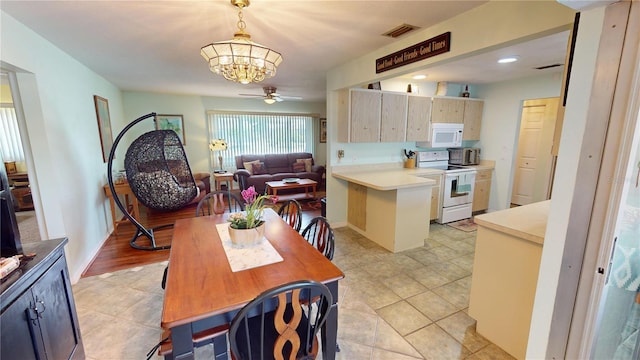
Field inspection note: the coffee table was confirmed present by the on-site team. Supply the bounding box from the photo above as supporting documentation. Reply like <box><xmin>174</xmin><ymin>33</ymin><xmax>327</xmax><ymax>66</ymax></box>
<box><xmin>265</xmin><ymin>178</ymin><xmax>317</xmax><ymax>201</ymax></box>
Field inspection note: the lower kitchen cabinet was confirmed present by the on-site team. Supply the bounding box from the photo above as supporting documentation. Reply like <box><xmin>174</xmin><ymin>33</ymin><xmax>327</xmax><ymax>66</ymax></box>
<box><xmin>421</xmin><ymin>173</ymin><xmax>442</xmax><ymax>221</ymax></box>
<box><xmin>473</xmin><ymin>169</ymin><xmax>493</xmax><ymax>212</ymax></box>
<box><xmin>1</xmin><ymin>238</ymin><xmax>84</xmax><ymax>360</ymax></box>
<box><xmin>348</xmin><ymin>182</ymin><xmax>367</xmax><ymax>230</ymax></box>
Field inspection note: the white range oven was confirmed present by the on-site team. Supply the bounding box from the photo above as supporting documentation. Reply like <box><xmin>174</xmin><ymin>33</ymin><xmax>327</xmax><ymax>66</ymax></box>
<box><xmin>417</xmin><ymin>150</ymin><xmax>477</xmax><ymax>223</ymax></box>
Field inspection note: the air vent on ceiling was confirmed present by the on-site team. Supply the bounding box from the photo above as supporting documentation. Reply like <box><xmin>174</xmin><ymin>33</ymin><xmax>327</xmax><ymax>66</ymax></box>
<box><xmin>382</xmin><ymin>23</ymin><xmax>420</xmax><ymax>38</ymax></box>
<box><xmin>535</xmin><ymin>63</ymin><xmax>563</xmax><ymax>70</ymax></box>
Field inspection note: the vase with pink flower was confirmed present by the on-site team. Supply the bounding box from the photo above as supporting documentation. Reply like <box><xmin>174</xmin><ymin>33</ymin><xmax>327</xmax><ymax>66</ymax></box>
<box><xmin>227</xmin><ymin>186</ymin><xmax>277</xmax><ymax>247</ymax></box>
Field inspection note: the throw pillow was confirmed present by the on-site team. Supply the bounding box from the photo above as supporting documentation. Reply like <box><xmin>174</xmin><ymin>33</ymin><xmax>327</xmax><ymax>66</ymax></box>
<box><xmin>292</xmin><ymin>162</ymin><xmax>306</xmax><ymax>173</ymax></box>
<box><xmin>296</xmin><ymin>158</ymin><xmax>313</xmax><ymax>172</ymax></box>
<box><xmin>243</xmin><ymin>160</ymin><xmax>261</xmax><ymax>175</ymax></box>
<box><xmin>252</xmin><ymin>162</ymin><xmax>268</xmax><ymax>175</ymax></box>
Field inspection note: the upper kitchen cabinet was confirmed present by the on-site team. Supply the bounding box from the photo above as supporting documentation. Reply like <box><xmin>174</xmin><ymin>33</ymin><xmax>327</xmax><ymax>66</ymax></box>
<box><xmin>463</xmin><ymin>99</ymin><xmax>484</xmax><ymax>141</ymax></box>
<box><xmin>406</xmin><ymin>95</ymin><xmax>431</xmax><ymax>142</ymax></box>
<box><xmin>431</xmin><ymin>97</ymin><xmax>464</xmax><ymax>124</ymax></box>
<box><xmin>338</xmin><ymin>89</ymin><xmax>381</xmax><ymax>143</ymax></box>
<box><xmin>338</xmin><ymin>89</ymin><xmax>412</xmax><ymax>143</ymax></box>
<box><xmin>380</xmin><ymin>92</ymin><xmax>408</xmax><ymax>142</ymax></box>
<box><xmin>431</xmin><ymin>97</ymin><xmax>484</xmax><ymax>141</ymax></box>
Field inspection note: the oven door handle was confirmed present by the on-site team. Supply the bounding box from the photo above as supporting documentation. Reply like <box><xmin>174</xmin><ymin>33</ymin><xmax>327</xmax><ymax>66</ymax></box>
<box><xmin>450</xmin><ymin>191</ymin><xmax>469</xmax><ymax>197</ymax></box>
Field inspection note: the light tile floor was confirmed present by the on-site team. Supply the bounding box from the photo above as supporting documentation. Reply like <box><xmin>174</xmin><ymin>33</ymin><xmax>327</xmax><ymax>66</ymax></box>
<box><xmin>72</xmin><ymin>224</ymin><xmax>516</xmax><ymax>360</ymax></box>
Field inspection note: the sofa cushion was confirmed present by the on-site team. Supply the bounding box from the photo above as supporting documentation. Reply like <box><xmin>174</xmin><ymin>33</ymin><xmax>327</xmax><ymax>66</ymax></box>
<box><xmin>264</xmin><ymin>154</ymin><xmax>291</xmax><ymax>173</ymax></box>
<box><xmin>243</xmin><ymin>160</ymin><xmax>261</xmax><ymax>175</ymax></box>
<box><xmin>292</xmin><ymin>162</ymin><xmax>306</xmax><ymax>173</ymax></box>
<box><xmin>296</xmin><ymin>158</ymin><xmax>313</xmax><ymax>172</ymax></box>
<box><xmin>251</xmin><ymin>162</ymin><xmax>268</xmax><ymax>175</ymax></box>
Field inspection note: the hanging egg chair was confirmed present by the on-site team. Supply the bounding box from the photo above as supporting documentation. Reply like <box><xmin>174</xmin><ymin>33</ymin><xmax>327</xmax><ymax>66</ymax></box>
<box><xmin>107</xmin><ymin>112</ymin><xmax>198</xmax><ymax>250</ymax></box>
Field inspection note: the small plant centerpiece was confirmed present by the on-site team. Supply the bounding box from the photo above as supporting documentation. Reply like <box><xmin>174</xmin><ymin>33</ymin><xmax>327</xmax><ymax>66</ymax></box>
<box><xmin>227</xmin><ymin>186</ymin><xmax>278</xmax><ymax>247</ymax></box>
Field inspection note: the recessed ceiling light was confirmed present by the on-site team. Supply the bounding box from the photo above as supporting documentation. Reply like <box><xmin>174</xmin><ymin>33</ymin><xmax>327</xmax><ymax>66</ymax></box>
<box><xmin>498</xmin><ymin>56</ymin><xmax>519</xmax><ymax>64</ymax></box>
<box><xmin>412</xmin><ymin>74</ymin><xmax>427</xmax><ymax>80</ymax></box>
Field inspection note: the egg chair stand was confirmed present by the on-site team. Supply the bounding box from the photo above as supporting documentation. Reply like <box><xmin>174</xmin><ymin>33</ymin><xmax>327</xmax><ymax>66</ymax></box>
<box><xmin>107</xmin><ymin>112</ymin><xmax>199</xmax><ymax>251</ymax></box>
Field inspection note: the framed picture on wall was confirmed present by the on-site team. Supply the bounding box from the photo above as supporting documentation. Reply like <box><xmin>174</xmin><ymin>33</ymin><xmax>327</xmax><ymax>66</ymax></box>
<box><xmin>319</xmin><ymin>118</ymin><xmax>327</xmax><ymax>143</ymax></box>
<box><xmin>156</xmin><ymin>114</ymin><xmax>186</xmax><ymax>145</ymax></box>
<box><xmin>93</xmin><ymin>95</ymin><xmax>113</xmax><ymax>163</ymax></box>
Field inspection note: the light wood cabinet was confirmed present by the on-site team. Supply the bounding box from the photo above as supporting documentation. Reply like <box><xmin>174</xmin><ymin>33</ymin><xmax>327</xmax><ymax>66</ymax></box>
<box><xmin>406</xmin><ymin>95</ymin><xmax>431</xmax><ymax>142</ymax></box>
<box><xmin>350</xmin><ymin>89</ymin><xmax>381</xmax><ymax>142</ymax></box>
<box><xmin>338</xmin><ymin>89</ymin><xmax>409</xmax><ymax>143</ymax></box>
<box><xmin>421</xmin><ymin>173</ymin><xmax>442</xmax><ymax>221</ymax></box>
<box><xmin>473</xmin><ymin>168</ymin><xmax>492</xmax><ymax>212</ymax></box>
<box><xmin>348</xmin><ymin>182</ymin><xmax>367</xmax><ymax>230</ymax></box>
<box><xmin>463</xmin><ymin>99</ymin><xmax>484</xmax><ymax>141</ymax></box>
<box><xmin>380</xmin><ymin>92</ymin><xmax>407</xmax><ymax>142</ymax></box>
<box><xmin>431</xmin><ymin>97</ymin><xmax>484</xmax><ymax>141</ymax></box>
<box><xmin>431</xmin><ymin>97</ymin><xmax>464</xmax><ymax>124</ymax></box>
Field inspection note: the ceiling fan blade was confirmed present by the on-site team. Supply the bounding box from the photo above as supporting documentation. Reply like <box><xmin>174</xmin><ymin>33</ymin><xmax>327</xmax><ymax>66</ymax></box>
<box><xmin>239</xmin><ymin>93</ymin><xmax>264</xmax><ymax>97</ymax></box>
<box><xmin>275</xmin><ymin>96</ymin><xmax>284</xmax><ymax>102</ymax></box>
<box><xmin>279</xmin><ymin>95</ymin><xmax>303</xmax><ymax>100</ymax></box>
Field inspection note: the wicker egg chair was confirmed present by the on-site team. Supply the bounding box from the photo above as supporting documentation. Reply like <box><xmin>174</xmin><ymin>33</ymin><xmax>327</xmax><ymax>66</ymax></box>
<box><xmin>107</xmin><ymin>112</ymin><xmax>198</xmax><ymax>250</ymax></box>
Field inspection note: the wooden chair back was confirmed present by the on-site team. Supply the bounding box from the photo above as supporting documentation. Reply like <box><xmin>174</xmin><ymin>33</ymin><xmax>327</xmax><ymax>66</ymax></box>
<box><xmin>229</xmin><ymin>280</ymin><xmax>332</xmax><ymax>360</ymax></box>
<box><xmin>196</xmin><ymin>190</ymin><xmax>245</xmax><ymax>217</ymax></box>
<box><xmin>301</xmin><ymin>216</ymin><xmax>335</xmax><ymax>261</ymax></box>
<box><xmin>277</xmin><ymin>199</ymin><xmax>303</xmax><ymax>232</ymax></box>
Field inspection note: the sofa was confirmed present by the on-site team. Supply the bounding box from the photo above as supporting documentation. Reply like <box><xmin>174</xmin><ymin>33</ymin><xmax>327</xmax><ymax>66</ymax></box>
<box><xmin>233</xmin><ymin>152</ymin><xmax>325</xmax><ymax>194</ymax></box>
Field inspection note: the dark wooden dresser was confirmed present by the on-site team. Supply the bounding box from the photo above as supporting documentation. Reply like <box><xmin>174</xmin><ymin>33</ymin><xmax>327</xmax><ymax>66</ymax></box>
<box><xmin>1</xmin><ymin>238</ymin><xmax>84</xmax><ymax>359</ymax></box>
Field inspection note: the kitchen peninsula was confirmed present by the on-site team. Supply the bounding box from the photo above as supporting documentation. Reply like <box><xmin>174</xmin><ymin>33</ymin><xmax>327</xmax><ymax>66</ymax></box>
<box><xmin>332</xmin><ymin>166</ymin><xmax>437</xmax><ymax>252</ymax></box>
<box><xmin>468</xmin><ymin>200</ymin><xmax>550</xmax><ymax>359</ymax></box>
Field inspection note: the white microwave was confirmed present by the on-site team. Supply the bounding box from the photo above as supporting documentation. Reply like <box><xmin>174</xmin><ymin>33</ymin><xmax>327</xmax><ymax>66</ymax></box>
<box><xmin>417</xmin><ymin>123</ymin><xmax>463</xmax><ymax>148</ymax></box>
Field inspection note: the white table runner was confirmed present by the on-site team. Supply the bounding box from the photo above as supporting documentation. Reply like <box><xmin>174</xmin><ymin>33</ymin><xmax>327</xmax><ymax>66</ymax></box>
<box><xmin>216</xmin><ymin>223</ymin><xmax>284</xmax><ymax>272</ymax></box>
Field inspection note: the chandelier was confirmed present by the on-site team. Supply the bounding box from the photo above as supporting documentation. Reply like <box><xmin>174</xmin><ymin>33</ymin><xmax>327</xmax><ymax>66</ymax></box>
<box><xmin>201</xmin><ymin>0</ymin><xmax>283</xmax><ymax>85</ymax></box>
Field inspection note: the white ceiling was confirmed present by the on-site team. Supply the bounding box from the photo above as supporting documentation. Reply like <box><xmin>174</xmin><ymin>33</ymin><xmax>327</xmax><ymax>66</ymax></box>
<box><xmin>1</xmin><ymin>1</ymin><xmax>569</xmax><ymax>102</ymax></box>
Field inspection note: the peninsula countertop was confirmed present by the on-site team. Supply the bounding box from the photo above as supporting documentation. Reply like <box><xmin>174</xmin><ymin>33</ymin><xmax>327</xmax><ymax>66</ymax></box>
<box><xmin>332</xmin><ymin>167</ymin><xmax>439</xmax><ymax>191</ymax></box>
<box><xmin>473</xmin><ymin>200</ymin><xmax>550</xmax><ymax>245</ymax></box>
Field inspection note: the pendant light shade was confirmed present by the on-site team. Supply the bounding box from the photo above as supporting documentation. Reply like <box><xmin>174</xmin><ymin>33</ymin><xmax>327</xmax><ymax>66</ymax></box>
<box><xmin>201</xmin><ymin>0</ymin><xmax>283</xmax><ymax>84</ymax></box>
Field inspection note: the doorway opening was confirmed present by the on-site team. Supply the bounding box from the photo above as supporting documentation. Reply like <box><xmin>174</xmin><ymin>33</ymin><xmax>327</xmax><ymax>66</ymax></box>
<box><xmin>0</xmin><ymin>70</ymin><xmax>41</xmax><ymax>243</ymax></box>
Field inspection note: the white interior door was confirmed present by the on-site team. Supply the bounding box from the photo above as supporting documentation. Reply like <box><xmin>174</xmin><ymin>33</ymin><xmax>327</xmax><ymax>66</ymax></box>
<box><xmin>511</xmin><ymin>98</ymin><xmax>558</xmax><ymax>206</ymax></box>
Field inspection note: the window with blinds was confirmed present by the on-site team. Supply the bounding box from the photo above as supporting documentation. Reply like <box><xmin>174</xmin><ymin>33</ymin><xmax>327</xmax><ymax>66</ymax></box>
<box><xmin>208</xmin><ymin>112</ymin><xmax>315</xmax><ymax>172</ymax></box>
<box><xmin>0</xmin><ymin>105</ymin><xmax>25</xmax><ymax>163</ymax></box>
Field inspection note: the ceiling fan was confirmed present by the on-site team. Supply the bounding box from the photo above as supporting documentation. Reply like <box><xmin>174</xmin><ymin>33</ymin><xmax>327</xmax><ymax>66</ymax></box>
<box><xmin>239</xmin><ymin>86</ymin><xmax>302</xmax><ymax>104</ymax></box>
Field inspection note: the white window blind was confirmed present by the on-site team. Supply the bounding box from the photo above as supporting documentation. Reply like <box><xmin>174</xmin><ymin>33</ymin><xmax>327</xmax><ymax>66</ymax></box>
<box><xmin>0</xmin><ymin>105</ymin><xmax>25</xmax><ymax>163</ymax></box>
<box><xmin>209</xmin><ymin>112</ymin><xmax>315</xmax><ymax>171</ymax></box>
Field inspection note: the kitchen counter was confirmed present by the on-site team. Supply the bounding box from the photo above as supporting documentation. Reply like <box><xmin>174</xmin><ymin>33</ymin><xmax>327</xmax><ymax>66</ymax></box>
<box><xmin>468</xmin><ymin>200</ymin><xmax>549</xmax><ymax>359</ymax></box>
<box><xmin>473</xmin><ymin>200</ymin><xmax>548</xmax><ymax>245</ymax></box>
<box><xmin>331</xmin><ymin>166</ymin><xmax>436</xmax><ymax>252</ymax></box>
<box><xmin>332</xmin><ymin>167</ymin><xmax>439</xmax><ymax>190</ymax></box>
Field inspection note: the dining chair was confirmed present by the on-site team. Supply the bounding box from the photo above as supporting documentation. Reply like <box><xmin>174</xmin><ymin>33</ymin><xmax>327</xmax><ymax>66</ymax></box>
<box><xmin>161</xmin><ymin>191</ymin><xmax>247</xmax><ymax>289</ymax></box>
<box><xmin>233</xmin><ymin>171</ymin><xmax>251</xmax><ymax>191</ymax></box>
<box><xmin>228</xmin><ymin>280</ymin><xmax>333</xmax><ymax>360</ymax></box>
<box><xmin>195</xmin><ymin>190</ymin><xmax>245</xmax><ymax>217</ymax></box>
<box><xmin>301</xmin><ymin>216</ymin><xmax>335</xmax><ymax>261</ymax></box>
<box><xmin>277</xmin><ymin>199</ymin><xmax>303</xmax><ymax>232</ymax></box>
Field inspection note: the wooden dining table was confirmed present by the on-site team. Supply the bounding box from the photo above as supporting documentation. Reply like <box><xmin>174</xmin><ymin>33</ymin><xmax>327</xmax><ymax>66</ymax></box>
<box><xmin>161</xmin><ymin>208</ymin><xmax>344</xmax><ymax>360</ymax></box>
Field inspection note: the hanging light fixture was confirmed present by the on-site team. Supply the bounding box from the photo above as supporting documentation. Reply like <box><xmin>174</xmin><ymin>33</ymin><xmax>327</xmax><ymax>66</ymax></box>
<box><xmin>201</xmin><ymin>0</ymin><xmax>283</xmax><ymax>85</ymax></box>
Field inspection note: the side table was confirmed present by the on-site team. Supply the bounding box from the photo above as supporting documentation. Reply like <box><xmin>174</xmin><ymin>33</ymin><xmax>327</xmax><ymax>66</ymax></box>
<box><xmin>103</xmin><ymin>183</ymin><xmax>140</xmax><ymax>235</ymax></box>
<box><xmin>212</xmin><ymin>172</ymin><xmax>234</xmax><ymax>192</ymax></box>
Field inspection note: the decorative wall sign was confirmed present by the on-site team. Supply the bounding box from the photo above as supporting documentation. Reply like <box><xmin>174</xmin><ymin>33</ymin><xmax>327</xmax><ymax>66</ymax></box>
<box><xmin>93</xmin><ymin>95</ymin><xmax>113</xmax><ymax>162</ymax></box>
<box><xmin>156</xmin><ymin>114</ymin><xmax>186</xmax><ymax>145</ymax></box>
<box><xmin>376</xmin><ymin>32</ymin><xmax>451</xmax><ymax>73</ymax></box>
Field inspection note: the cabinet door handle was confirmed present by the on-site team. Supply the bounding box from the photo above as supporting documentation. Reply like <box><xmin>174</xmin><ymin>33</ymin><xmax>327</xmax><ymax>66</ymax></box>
<box><xmin>32</xmin><ymin>298</ymin><xmax>46</xmax><ymax>318</ymax></box>
<box><xmin>27</xmin><ymin>304</ymin><xmax>39</xmax><ymax>326</ymax></box>
<box><xmin>36</xmin><ymin>299</ymin><xmax>46</xmax><ymax>317</ymax></box>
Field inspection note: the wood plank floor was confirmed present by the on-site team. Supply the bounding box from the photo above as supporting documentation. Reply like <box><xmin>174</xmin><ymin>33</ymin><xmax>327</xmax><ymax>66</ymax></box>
<box><xmin>82</xmin><ymin>197</ymin><xmax>322</xmax><ymax>277</ymax></box>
